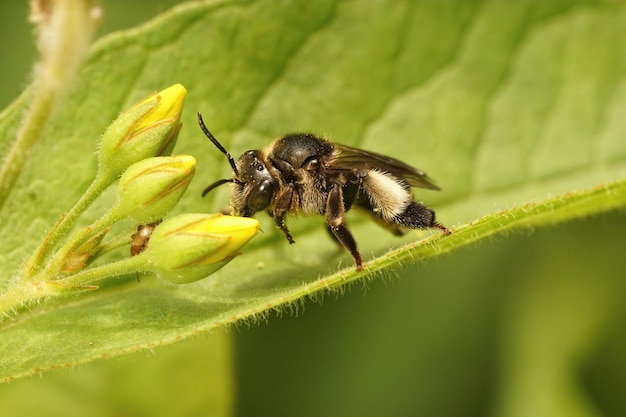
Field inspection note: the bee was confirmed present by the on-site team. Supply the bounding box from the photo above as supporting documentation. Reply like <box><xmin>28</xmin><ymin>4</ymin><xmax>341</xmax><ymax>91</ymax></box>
<box><xmin>197</xmin><ymin>113</ymin><xmax>450</xmax><ymax>271</ymax></box>
<box><xmin>130</xmin><ymin>221</ymin><xmax>160</xmax><ymax>256</ymax></box>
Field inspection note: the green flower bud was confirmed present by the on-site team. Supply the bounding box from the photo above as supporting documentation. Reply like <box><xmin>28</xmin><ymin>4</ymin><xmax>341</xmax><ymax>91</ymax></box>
<box><xmin>116</xmin><ymin>155</ymin><xmax>195</xmax><ymax>223</ymax></box>
<box><xmin>61</xmin><ymin>229</ymin><xmax>108</xmax><ymax>274</ymax></box>
<box><xmin>98</xmin><ymin>83</ymin><xmax>186</xmax><ymax>180</ymax></box>
<box><xmin>144</xmin><ymin>213</ymin><xmax>260</xmax><ymax>284</ymax></box>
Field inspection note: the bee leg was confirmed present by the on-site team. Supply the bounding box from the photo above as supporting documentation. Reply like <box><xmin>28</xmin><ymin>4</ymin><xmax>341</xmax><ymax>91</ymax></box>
<box><xmin>399</xmin><ymin>202</ymin><xmax>451</xmax><ymax>236</ymax></box>
<box><xmin>324</xmin><ymin>224</ymin><xmax>342</xmax><ymax>245</ymax></box>
<box><xmin>269</xmin><ymin>184</ymin><xmax>296</xmax><ymax>244</ymax></box>
<box><xmin>354</xmin><ymin>196</ymin><xmax>406</xmax><ymax>236</ymax></box>
<box><xmin>272</xmin><ymin>215</ymin><xmax>295</xmax><ymax>244</ymax></box>
<box><xmin>434</xmin><ymin>222</ymin><xmax>451</xmax><ymax>235</ymax></box>
<box><xmin>326</xmin><ymin>182</ymin><xmax>363</xmax><ymax>271</ymax></box>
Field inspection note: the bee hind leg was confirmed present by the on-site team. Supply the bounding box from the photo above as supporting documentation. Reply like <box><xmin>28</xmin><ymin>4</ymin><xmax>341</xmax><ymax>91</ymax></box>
<box><xmin>433</xmin><ymin>222</ymin><xmax>451</xmax><ymax>236</ymax></box>
<box><xmin>355</xmin><ymin>203</ymin><xmax>406</xmax><ymax>236</ymax></box>
<box><xmin>326</xmin><ymin>182</ymin><xmax>363</xmax><ymax>271</ymax></box>
<box><xmin>395</xmin><ymin>201</ymin><xmax>451</xmax><ymax>235</ymax></box>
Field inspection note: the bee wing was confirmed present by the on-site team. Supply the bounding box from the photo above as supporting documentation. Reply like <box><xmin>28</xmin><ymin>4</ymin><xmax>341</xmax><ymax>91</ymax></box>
<box><xmin>328</xmin><ymin>144</ymin><xmax>441</xmax><ymax>190</ymax></box>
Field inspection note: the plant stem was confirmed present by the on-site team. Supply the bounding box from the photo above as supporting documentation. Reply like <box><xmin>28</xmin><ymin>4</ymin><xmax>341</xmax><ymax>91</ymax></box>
<box><xmin>57</xmin><ymin>254</ymin><xmax>148</xmax><ymax>288</ymax></box>
<box><xmin>97</xmin><ymin>233</ymin><xmax>134</xmax><ymax>256</ymax></box>
<box><xmin>43</xmin><ymin>199</ymin><xmax>125</xmax><ymax>278</ymax></box>
<box><xmin>0</xmin><ymin>280</ymin><xmax>63</xmax><ymax>321</ymax></box>
<box><xmin>23</xmin><ymin>172</ymin><xmax>114</xmax><ymax>278</ymax></box>
<box><xmin>0</xmin><ymin>254</ymin><xmax>147</xmax><ymax>321</ymax></box>
<box><xmin>0</xmin><ymin>0</ymin><xmax>99</xmax><ymax>211</ymax></box>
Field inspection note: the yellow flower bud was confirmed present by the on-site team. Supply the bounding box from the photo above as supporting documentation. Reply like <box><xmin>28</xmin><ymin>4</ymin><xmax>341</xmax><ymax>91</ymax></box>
<box><xmin>116</xmin><ymin>155</ymin><xmax>195</xmax><ymax>223</ymax></box>
<box><xmin>98</xmin><ymin>84</ymin><xmax>186</xmax><ymax>179</ymax></box>
<box><xmin>144</xmin><ymin>213</ymin><xmax>260</xmax><ymax>284</ymax></box>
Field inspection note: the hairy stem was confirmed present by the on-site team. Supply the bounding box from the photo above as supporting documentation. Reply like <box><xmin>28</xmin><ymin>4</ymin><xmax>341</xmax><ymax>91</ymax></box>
<box><xmin>0</xmin><ymin>0</ymin><xmax>100</xmax><ymax>210</ymax></box>
<box><xmin>22</xmin><ymin>172</ymin><xmax>114</xmax><ymax>278</ymax></box>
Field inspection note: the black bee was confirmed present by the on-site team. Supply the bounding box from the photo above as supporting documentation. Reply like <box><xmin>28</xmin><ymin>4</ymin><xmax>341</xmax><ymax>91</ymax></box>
<box><xmin>198</xmin><ymin>113</ymin><xmax>450</xmax><ymax>270</ymax></box>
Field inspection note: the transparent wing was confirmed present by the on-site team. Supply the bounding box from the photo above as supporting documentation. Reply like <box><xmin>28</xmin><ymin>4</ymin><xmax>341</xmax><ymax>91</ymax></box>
<box><xmin>326</xmin><ymin>143</ymin><xmax>441</xmax><ymax>190</ymax></box>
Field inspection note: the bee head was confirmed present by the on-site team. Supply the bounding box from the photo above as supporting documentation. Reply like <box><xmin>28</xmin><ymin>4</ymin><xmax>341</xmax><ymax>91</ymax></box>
<box><xmin>231</xmin><ymin>150</ymin><xmax>277</xmax><ymax>216</ymax></box>
<box><xmin>198</xmin><ymin>113</ymin><xmax>276</xmax><ymax>217</ymax></box>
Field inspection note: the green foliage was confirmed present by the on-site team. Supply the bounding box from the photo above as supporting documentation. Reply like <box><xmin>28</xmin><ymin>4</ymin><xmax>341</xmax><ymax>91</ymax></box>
<box><xmin>1</xmin><ymin>0</ymin><xmax>626</xmax><ymax>416</ymax></box>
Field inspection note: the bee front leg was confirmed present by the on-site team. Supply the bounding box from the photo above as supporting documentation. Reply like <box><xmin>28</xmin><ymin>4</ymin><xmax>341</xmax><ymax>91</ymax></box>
<box><xmin>272</xmin><ymin>215</ymin><xmax>295</xmax><ymax>244</ymax></box>
<box><xmin>326</xmin><ymin>182</ymin><xmax>363</xmax><ymax>271</ymax></box>
<box><xmin>269</xmin><ymin>184</ymin><xmax>295</xmax><ymax>244</ymax></box>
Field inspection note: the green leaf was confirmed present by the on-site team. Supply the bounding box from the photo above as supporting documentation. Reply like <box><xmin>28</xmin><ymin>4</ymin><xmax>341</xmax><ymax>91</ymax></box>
<box><xmin>1</xmin><ymin>0</ymin><xmax>626</xmax><ymax>386</ymax></box>
<box><xmin>235</xmin><ymin>212</ymin><xmax>626</xmax><ymax>417</ymax></box>
<box><xmin>0</xmin><ymin>333</ymin><xmax>233</xmax><ymax>417</ymax></box>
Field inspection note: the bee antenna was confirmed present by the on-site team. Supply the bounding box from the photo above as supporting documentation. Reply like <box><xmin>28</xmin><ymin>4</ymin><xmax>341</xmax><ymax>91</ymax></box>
<box><xmin>197</xmin><ymin>112</ymin><xmax>239</xmax><ymax>176</ymax></box>
<box><xmin>201</xmin><ymin>178</ymin><xmax>242</xmax><ymax>197</ymax></box>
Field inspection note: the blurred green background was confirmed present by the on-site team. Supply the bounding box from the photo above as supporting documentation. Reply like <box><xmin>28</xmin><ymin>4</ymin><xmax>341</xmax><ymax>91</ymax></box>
<box><xmin>0</xmin><ymin>1</ymin><xmax>183</xmax><ymax>110</ymax></box>
<box><xmin>1</xmin><ymin>1</ymin><xmax>625</xmax><ymax>417</ymax></box>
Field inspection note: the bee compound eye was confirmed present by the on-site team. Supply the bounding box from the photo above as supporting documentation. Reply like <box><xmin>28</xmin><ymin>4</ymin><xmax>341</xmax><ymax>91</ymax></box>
<box><xmin>247</xmin><ymin>179</ymin><xmax>274</xmax><ymax>212</ymax></box>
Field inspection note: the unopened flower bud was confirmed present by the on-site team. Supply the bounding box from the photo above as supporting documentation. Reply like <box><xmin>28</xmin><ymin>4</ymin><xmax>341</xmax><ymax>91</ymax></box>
<box><xmin>143</xmin><ymin>213</ymin><xmax>260</xmax><ymax>284</ymax></box>
<box><xmin>98</xmin><ymin>83</ymin><xmax>186</xmax><ymax>180</ymax></box>
<box><xmin>116</xmin><ymin>155</ymin><xmax>195</xmax><ymax>223</ymax></box>
<box><xmin>61</xmin><ymin>229</ymin><xmax>108</xmax><ymax>274</ymax></box>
